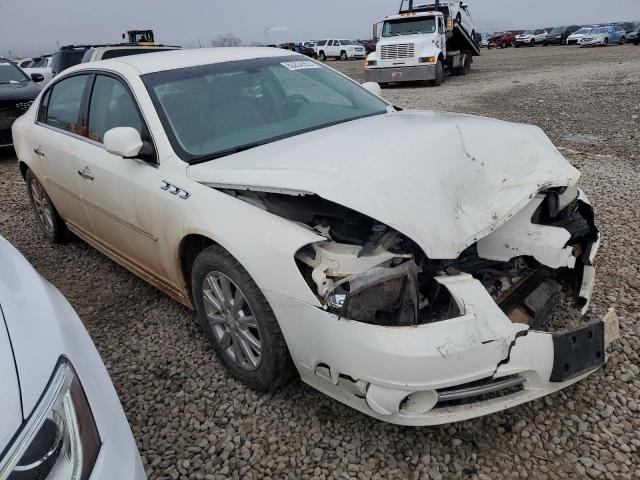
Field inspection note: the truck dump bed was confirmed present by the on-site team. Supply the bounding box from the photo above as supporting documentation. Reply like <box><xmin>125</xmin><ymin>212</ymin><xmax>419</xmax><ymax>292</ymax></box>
<box><xmin>399</xmin><ymin>0</ymin><xmax>480</xmax><ymax>56</ymax></box>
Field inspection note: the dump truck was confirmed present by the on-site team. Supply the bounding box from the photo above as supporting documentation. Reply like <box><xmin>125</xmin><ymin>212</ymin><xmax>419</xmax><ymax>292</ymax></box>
<box><xmin>364</xmin><ymin>0</ymin><xmax>480</xmax><ymax>86</ymax></box>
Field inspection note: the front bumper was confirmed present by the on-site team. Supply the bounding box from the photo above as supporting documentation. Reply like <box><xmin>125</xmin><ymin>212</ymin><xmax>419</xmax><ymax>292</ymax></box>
<box><xmin>364</xmin><ymin>65</ymin><xmax>436</xmax><ymax>83</ymax></box>
<box><xmin>580</xmin><ymin>38</ymin><xmax>605</xmax><ymax>47</ymax></box>
<box><xmin>90</xmin><ymin>416</ymin><xmax>146</xmax><ymax>480</ymax></box>
<box><xmin>268</xmin><ymin>267</ymin><xmax>610</xmax><ymax>426</ymax></box>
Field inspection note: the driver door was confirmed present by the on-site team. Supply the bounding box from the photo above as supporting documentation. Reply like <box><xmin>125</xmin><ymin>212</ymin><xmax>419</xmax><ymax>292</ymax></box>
<box><xmin>73</xmin><ymin>73</ymin><xmax>175</xmax><ymax>287</ymax></box>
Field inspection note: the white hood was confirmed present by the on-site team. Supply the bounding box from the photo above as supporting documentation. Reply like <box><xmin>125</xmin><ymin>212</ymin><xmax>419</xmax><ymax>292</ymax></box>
<box><xmin>188</xmin><ymin>111</ymin><xmax>580</xmax><ymax>259</ymax></box>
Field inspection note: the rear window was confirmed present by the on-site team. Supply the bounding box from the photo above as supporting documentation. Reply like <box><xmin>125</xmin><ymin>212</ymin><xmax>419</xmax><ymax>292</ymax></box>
<box><xmin>52</xmin><ymin>49</ymin><xmax>89</xmax><ymax>74</ymax></box>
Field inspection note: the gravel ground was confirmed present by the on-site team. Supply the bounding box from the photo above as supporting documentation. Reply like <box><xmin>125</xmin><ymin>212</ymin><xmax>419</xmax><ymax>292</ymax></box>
<box><xmin>1</xmin><ymin>45</ymin><xmax>639</xmax><ymax>480</ymax></box>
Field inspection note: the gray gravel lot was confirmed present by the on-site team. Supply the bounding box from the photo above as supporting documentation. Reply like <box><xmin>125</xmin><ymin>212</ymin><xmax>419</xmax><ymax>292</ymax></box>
<box><xmin>1</xmin><ymin>45</ymin><xmax>639</xmax><ymax>479</ymax></box>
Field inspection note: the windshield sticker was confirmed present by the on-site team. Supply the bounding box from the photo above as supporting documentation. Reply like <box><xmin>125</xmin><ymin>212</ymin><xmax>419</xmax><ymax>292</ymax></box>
<box><xmin>280</xmin><ymin>61</ymin><xmax>321</xmax><ymax>71</ymax></box>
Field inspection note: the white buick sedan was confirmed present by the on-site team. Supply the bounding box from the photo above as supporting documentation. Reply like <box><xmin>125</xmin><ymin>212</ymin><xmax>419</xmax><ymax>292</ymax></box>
<box><xmin>0</xmin><ymin>235</ymin><xmax>145</xmax><ymax>478</ymax></box>
<box><xmin>12</xmin><ymin>48</ymin><xmax>615</xmax><ymax>426</ymax></box>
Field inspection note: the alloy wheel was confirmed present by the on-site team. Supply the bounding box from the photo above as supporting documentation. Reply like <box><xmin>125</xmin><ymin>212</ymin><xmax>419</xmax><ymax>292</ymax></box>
<box><xmin>202</xmin><ymin>271</ymin><xmax>262</xmax><ymax>371</ymax></box>
<box><xmin>30</xmin><ymin>178</ymin><xmax>54</xmax><ymax>235</ymax></box>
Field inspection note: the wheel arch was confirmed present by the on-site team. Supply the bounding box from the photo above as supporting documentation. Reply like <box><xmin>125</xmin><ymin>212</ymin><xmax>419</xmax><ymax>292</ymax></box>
<box><xmin>178</xmin><ymin>233</ymin><xmax>218</xmax><ymax>304</ymax></box>
<box><xmin>18</xmin><ymin>160</ymin><xmax>29</xmax><ymax>179</ymax></box>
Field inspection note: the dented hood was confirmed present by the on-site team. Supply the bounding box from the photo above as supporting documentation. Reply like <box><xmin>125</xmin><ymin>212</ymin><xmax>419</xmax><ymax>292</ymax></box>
<box><xmin>187</xmin><ymin>110</ymin><xmax>580</xmax><ymax>259</ymax></box>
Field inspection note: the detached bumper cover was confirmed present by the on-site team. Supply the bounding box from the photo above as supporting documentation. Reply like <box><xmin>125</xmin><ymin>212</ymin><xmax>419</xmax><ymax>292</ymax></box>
<box><xmin>267</xmin><ymin>270</ymin><xmax>609</xmax><ymax>426</ymax></box>
<box><xmin>365</xmin><ymin>65</ymin><xmax>436</xmax><ymax>83</ymax></box>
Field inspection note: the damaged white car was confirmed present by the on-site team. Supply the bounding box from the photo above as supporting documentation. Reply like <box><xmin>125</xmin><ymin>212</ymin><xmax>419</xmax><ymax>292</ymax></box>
<box><xmin>12</xmin><ymin>48</ymin><xmax>617</xmax><ymax>426</ymax></box>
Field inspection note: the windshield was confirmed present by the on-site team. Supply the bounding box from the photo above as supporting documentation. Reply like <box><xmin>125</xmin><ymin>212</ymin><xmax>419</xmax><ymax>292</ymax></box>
<box><xmin>383</xmin><ymin>17</ymin><xmax>437</xmax><ymax>37</ymax></box>
<box><xmin>591</xmin><ymin>27</ymin><xmax>609</xmax><ymax>34</ymax></box>
<box><xmin>143</xmin><ymin>56</ymin><xmax>388</xmax><ymax>162</ymax></box>
<box><xmin>0</xmin><ymin>60</ymin><xmax>30</xmax><ymax>84</ymax></box>
<box><xmin>574</xmin><ymin>28</ymin><xmax>591</xmax><ymax>35</ymax></box>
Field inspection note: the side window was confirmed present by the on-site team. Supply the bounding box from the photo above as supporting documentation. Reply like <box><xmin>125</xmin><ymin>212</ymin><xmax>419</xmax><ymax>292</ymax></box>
<box><xmin>37</xmin><ymin>88</ymin><xmax>52</xmax><ymax>123</ymax></box>
<box><xmin>44</xmin><ymin>75</ymin><xmax>88</xmax><ymax>133</ymax></box>
<box><xmin>88</xmin><ymin>75</ymin><xmax>143</xmax><ymax>143</ymax></box>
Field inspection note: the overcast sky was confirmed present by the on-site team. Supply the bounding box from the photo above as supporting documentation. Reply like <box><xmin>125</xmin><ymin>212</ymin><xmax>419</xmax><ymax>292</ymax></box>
<box><xmin>1</xmin><ymin>0</ymin><xmax>639</xmax><ymax>57</ymax></box>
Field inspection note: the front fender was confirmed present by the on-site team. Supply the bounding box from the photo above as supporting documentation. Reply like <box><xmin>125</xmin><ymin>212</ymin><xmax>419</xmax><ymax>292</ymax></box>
<box><xmin>176</xmin><ymin>181</ymin><xmax>324</xmax><ymax>306</ymax></box>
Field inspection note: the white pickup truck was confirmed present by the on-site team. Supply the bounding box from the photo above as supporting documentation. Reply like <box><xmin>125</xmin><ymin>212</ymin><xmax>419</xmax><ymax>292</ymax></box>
<box><xmin>365</xmin><ymin>0</ymin><xmax>480</xmax><ymax>87</ymax></box>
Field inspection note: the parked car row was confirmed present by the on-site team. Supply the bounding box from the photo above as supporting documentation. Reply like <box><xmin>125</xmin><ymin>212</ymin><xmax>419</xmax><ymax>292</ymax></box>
<box><xmin>2</xmin><ymin>44</ymin><xmax>180</xmax><ymax>148</ymax></box>
<box><xmin>484</xmin><ymin>20</ymin><xmax>639</xmax><ymax>49</ymax></box>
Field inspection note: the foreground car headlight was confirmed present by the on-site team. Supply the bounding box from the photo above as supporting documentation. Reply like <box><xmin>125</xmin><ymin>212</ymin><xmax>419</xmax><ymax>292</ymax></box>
<box><xmin>0</xmin><ymin>360</ymin><xmax>101</xmax><ymax>480</ymax></box>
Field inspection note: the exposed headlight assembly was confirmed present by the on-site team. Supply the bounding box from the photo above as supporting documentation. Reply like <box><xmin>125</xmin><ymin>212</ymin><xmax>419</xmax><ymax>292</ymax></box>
<box><xmin>0</xmin><ymin>360</ymin><xmax>101</xmax><ymax>480</ymax></box>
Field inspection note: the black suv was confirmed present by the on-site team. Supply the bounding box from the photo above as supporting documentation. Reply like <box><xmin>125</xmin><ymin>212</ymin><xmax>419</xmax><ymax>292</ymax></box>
<box><xmin>628</xmin><ymin>25</ymin><xmax>640</xmax><ymax>44</ymax></box>
<box><xmin>0</xmin><ymin>58</ymin><xmax>42</xmax><ymax>147</ymax></box>
<box><xmin>544</xmin><ymin>25</ymin><xmax>581</xmax><ymax>45</ymax></box>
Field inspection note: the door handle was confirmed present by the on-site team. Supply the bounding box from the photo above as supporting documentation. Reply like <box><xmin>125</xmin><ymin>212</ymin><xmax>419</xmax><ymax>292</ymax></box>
<box><xmin>33</xmin><ymin>146</ymin><xmax>45</xmax><ymax>157</ymax></box>
<box><xmin>77</xmin><ymin>167</ymin><xmax>94</xmax><ymax>181</ymax></box>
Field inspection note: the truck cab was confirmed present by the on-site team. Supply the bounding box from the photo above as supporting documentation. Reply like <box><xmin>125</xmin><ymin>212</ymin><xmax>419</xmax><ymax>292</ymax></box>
<box><xmin>365</xmin><ymin>8</ymin><xmax>478</xmax><ymax>86</ymax></box>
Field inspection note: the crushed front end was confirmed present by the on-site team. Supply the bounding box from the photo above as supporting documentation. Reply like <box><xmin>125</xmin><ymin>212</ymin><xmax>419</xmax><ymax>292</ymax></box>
<box><xmin>222</xmin><ymin>184</ymin><xmax>615</xmax><ymax>425</ymax></box>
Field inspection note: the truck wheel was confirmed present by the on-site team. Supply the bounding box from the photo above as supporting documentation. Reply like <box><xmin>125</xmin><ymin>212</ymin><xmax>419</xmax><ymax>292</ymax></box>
<box><xmin>461</xmin><ymin>54</ymin><xmax>471</xmax><ymax>75</ymax></box>
<box><xmin>319</xmin><ymin>51</ymin><xmax>326</xmax><ymax>61</ymax></box>
<box><xmin>192</xmin><ymin>245</ymin><xmax>295</xmax><ymax>391</ymax></box>
<box><xmin>619</xmin><ymin>37</ymin><xmax>625</xmax><ymax>45</ymax></box>
<box><xmin>430</xmin><ymin>60</ymin><xmax>444</xmax><ymax>86</ymax></box>
<box><xmin>340</xmin><ymin>51</ymin><xmax>348</xmax><ymax>61</ymax></box>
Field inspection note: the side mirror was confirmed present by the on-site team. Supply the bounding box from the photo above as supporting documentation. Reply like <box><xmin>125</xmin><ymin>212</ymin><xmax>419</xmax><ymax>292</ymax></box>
<box><xmin>104</xmin><ymin>127</ymin><xmax>144</xmax><ymax>158</ymax></box>
<box><xmin>30</xmin><ymin>73</ymin><xmax>44</xmax><ymax>83</ymax></box>
<box><xmin>361</xmin><ymin>82</ymin><xmax>382</xmax><ymax>97</ymax></box>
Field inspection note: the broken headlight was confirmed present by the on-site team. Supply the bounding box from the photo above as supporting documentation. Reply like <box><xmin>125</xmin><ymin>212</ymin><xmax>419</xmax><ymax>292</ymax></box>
<box><xmin>0</xmin><ymin>360</ymin><xmax>101</xmax><ymax>480</ymax></box>
<box><xmin>338</xmin><ymin>261</ymin><xmax>421</xmax><ymax>326</ymax></box>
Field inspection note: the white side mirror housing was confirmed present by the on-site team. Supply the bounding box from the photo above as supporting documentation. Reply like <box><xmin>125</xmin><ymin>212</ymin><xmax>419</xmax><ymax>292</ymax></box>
<box><xmin>104</xmin><ymin>127</ymin><xmax>143</xmax><ymax>158</ymax></box>
<box><xmin>361</xmin><ymin>82</ymin><xmax>382</xmax><ymax>97</ymax></box>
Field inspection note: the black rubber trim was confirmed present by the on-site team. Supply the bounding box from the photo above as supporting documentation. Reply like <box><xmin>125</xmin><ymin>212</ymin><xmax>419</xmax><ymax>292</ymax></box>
<box><xmin>550</xmin><ymin>320</ymin><xmax>605</xmax><ymax>382</ymax></box>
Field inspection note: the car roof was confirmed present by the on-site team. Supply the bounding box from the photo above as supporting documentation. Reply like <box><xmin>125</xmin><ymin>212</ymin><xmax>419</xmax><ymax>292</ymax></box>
<box><xmin>82</xmin><ymin>47</ymin><xmax>299</xmax><ymax>75</ymax></box>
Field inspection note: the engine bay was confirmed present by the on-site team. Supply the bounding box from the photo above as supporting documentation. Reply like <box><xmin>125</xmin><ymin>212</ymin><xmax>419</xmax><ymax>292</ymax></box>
<box><xmin>221</xmin><ymin>187</ymin><xmax>600</xmax><ymax>330</ymax></box>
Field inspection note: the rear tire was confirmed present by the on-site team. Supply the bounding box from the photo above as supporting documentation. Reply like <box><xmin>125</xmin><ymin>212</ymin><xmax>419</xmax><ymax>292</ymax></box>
<box><xmin>430</xmin><ymin>60</ymin><xmax>444</xmax><ymax>86</ymax></box>
<box><xmin>192</xmin><ymin>245</ymin><xmax>294</xmax><ymax>392</ymax></box>
<box><xmin>319</xmin><ymin>51</ymin><xmax>326</xmax><ymax>61</ymax></box>
<box><xmin>603</xmin><ymin>38</ymin><xmax>609</xmax><ymax>47</ymax></box>
<box><xmin>619</xmin><ymin>37</ymin><xmax>625</xmax><ymax>45</ymax></box>
<box><xmin>25</xmin><ymin>169</ymin><xmax>67</xmax><ymax>243</ymax></box>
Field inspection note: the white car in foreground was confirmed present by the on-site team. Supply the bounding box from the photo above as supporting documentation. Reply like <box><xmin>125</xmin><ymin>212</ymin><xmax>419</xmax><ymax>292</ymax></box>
<box><xmin>12</xmin><ymin>48</ymin><xmax>616</xmax><ymax>426</ymax></box>
<box><xmin>0</xmin><ymin>236</ymin><xmax>145</xmax><ymax>478</ymax></box>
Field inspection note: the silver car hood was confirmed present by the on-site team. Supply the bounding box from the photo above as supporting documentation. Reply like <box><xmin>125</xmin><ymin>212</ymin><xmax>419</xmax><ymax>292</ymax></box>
<box><xmin>188</xmin><ymin>110</ymin><xmax>580</xmax><ymax>259</ymax></box>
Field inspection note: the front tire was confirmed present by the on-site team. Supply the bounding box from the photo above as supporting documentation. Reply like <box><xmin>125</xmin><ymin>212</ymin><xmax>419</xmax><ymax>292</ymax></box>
<box><xmin>25</xmin><ymin>169</ymin><xmax>67</xmax><ymax>243</ymax></box>
<box><xmin>192</xmin><ymin>245</ymin><xmax>294</xmax><ymax>391</ymax></box>
<box><xmin>620</xmin><ymin>37</ymin><xmax>625</xmax><ymax>45</ymax></box>
<box><xmin>603</xmin><ymin>38</ymin><xmax>609</xmax><ymax>47</ymax></box>
<box><xmin>430</xmin><ymin>60</ymin><xmax>444</xmax><ymax>86</ymax></box>
<box><xmin>340</xmin><ymin>50</ymin><xmax>348</xmax><ymax>61</ymax></box>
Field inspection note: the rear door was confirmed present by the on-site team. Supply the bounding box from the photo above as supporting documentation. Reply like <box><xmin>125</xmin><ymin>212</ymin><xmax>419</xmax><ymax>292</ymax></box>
<box><xmin>34</xmin><ymin>73</ymin><xmax>93</xmax><ymax>232</ymax></box>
